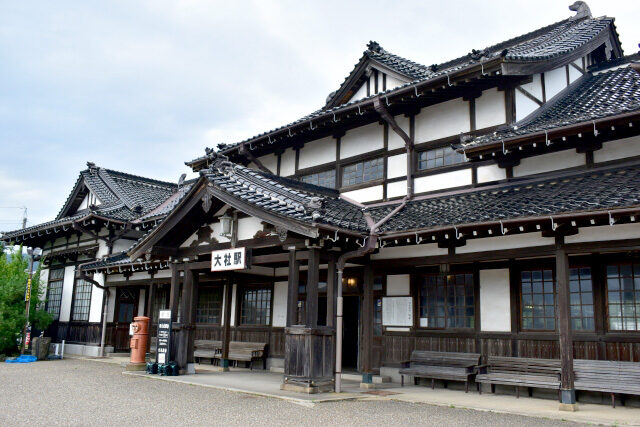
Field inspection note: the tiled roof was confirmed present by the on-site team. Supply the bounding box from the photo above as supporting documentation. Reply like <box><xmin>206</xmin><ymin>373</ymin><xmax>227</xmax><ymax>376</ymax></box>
<box><xmin>367</xmin><ymin>162</ymin><xmax>640</xmax><ymax>233</ymax></box>
<box><xmin>203</xmin><ymin>162</ymin><xmax>369</xmax><ymax>232</ymax></box>
<box><xmin>460</xmin><ymin>66</ymin><xmax>640</xmax><ymax>150</ymax></box>
<box><xmin>191</xmin><ymin>15</ymin><xmax>616</xmax><ymax>164</ymax></box>
<box><xmin>79</xmin><ymin>252</ymin><xmax>131</xmax><ymax>271</ymax></box>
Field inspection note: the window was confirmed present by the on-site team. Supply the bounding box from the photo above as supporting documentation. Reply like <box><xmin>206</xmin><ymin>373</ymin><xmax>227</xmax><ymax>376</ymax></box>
<box><xmin>570</xmin><ymin>267</ymin><xmax>594</xmax><ymax>331</ymax></box>
<box><xmin>417</xmin><ymin>146</ymin><xmax>465</xmax><ymax>170</ymax></box>
<box><xmin>373</xmin><ymin>297</ymin><xmax>383</xmax><ymax>336</ymax></box>
<box><xmin>151</xmin><ymin>285</ymin><xmax>169</xmax><ymax>323</ymax></box>
<box><xmin>240</xmin><ymin>288</ymin><xmax>272</xmax><ymax>325</ymax></box>
<box><xmin>342</xmin><ymin>157</ymin><xmax>384</xmax><ymax>187</ymax></box>
<box><xmin>71</xmin><ymin>276</ymin><xmax>93</xmax><ymax>321</ymax></box>
<box><xmin>300</xmin><ymin>169</ymin><xmax>336</xmax><ymax>189</ymax></box>
<box><xmin>419</xmin><ymin>273</ymin><xmax>474</xmax><ymax>329</ymax></box>
<box><xmin>521</xmin><ymin>269</ymin><xmax>555</xmax><ymax>331</ymax></box>
<box><xmin>606</xmin><ymin>263</ymin><xmax>640</xmax><ymax>331</ymax></box>
<box><xmin>196</xmin><ymin>287</ymin><xmax>223</xmax><ymax>324</ymax></box>
<box><xmin>46</xmin><ymin>269</ymin><xmax>65</xmax><ymax>320</ymax></box>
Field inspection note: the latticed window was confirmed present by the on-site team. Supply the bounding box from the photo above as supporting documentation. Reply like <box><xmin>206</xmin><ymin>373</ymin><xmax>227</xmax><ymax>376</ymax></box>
<box><xmin>240</xmin><ymin>288</ymin><xmax>271</xmax><ymax>325</ymax></box>
<box><xmin>607</xmin><ymin>263</ymin><xmax>640</xmax><ymax>331</ymax></box>
<box><xmin>417</xmin><ymin>146</ymin><xmax>465</xmax><ymax>170</ymax></box>
<box><xmin>570</xmin><ymin>267</ymin><xmax>594</xmax><ymax>330</ymax></box>
<box><xmin>419</xmin><ymin>273</ymin><xmax>474</xmax><ymax>329</ymax></box>
<box><xmin>71</xmin><ymin>276</ymin><xmax>93</xmax><ymax>321</ymax></box>
<box><xmin>196</xmin><ymin>287</ymin><xmax>223</xmax><ymax>324</ymax></box>
<box><xmin>46</xmin><ymin>269</ymin><xmax>65</xmax><ymax>320</ymax></box>
<box><xmin>300</xmin><ymin>169</ymin><xmax>336</xmax><ymax>189</ymax></box>
<box><xmin>521</xmin><ymin>269</ymin><xmax>555</xmax><ymax>331</ymax></box>
<box><xmin>341</xmin><ymin>157</ymin><xmax>384</xmax><ymax>187</ymax></box>
<box><xmin>151</xmin><ymin>284</ymin><xmax>169</xmax><ymax>323</ymax></box>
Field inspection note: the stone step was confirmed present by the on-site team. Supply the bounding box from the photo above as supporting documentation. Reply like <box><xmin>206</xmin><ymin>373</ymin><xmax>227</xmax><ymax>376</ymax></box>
<box><xmin>341</xmin><ymin>373</ymin><xmax>392</xmax><ymax>384</ymax></box>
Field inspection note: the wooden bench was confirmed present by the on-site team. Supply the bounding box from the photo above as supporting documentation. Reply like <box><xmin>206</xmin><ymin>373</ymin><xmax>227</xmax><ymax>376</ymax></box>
<box><xmin>399</xmin><ymin>351</ymin><xmax>481</xmax><ymax>393</ymax></box>
<box><xmin>193</xmin><ymin>340</ymin><xmax>222</xmax><ymax>364</ymax></box>
<box><xmin>574</xmin><ymin>359</ymin><xmax>640</xmax><ymax>407</ymax></box>
<box><xmin>223</xmin><ymin>342</ymin><xmax>267</xmax><ymax>370</ymax></box>
<box><xmin>476</xmin><ymin>356</ymin><xmax>561</xmax><ymax>398</ymax></box>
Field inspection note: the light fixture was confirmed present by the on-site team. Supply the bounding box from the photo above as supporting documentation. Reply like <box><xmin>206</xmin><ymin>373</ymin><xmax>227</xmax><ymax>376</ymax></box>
<box><xmin>219</xmin><ymin>212</ymin><xmax>233</xmax><ymax>238</ymax></box>
<box><xmin>439</xmin><ymin>263</ymin><xmax>450</xmax><ymax>275</ymax></box>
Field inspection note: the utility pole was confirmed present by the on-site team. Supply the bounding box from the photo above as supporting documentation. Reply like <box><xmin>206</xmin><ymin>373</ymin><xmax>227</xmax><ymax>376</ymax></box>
<box><xmin>21</xmin><ymin>247</ymin><xmax>41</xmax><ymax>354</ymax></box>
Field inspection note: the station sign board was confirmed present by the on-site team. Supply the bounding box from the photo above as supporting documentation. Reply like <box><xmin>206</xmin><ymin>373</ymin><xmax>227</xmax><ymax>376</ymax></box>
<box><xmin>156</xmin><ymin>310</ymin><xmax>172</xmax><ymax>364</ymax></box>
<box><xmin>211</xmin><ymin>247</ymin><xmax>249</xmax><ymax>272</ymax></box>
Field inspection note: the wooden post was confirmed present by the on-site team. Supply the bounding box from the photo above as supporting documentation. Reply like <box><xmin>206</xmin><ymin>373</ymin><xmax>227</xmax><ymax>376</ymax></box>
<box><xmin>177</xmin><ymin>267</ymin><xmax>195</xmax><ymax>371</ymax></box>
<box><xmin>326</xmin><ymin>256</ymin><xmax>336</xmax><ymax>328</ymax></box>
<box><xmin>169</xmin><ymin>264</ymin><xmax>180</xmax><ymax>323</ymax></box>
<box><xmin>556</xmin><ymin>235</ymin><xmax>577</xmax><ymax>409</ymax></box>
<box><xmin>186</xmin><ymin>270</ymin><xmax>198</xmax><ymax>366</ymax></box>
<box><xmin>361</xmin><ymin>264</ymin><xmax>374</xmax><ymax>381</ymax></box>
<box><xmin>286</xmin><ymin>248</ymin><xmax>300</xmax><ymax>327</ymax></box>
<box><xmin>146</xmin><ymin>274</ymin><xmax>156</xmax><ymax>354</ymax></box>
<box><xmin>306</xmin><ymin>248</ymin><xmax>320</xmax><ymax>328</ymax></box>
<box><xmin>221</xmin><ymin>273</ymin><xmax>233</xmax><ymax>369</ymax></box>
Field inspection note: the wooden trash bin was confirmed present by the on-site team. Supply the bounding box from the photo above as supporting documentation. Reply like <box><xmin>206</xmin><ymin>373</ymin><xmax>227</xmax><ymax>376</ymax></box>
<box><xmin>282</xmin><ymin>326</ymin><xmax>334</xmax><ymax>393</ymax></box>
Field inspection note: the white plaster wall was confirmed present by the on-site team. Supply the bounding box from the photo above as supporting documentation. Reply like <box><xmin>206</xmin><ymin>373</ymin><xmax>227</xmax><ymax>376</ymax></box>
<box><xmin>272</xmin><ymin>281</ymin><xmax>288</xmax><ymax>327</ymax></box>
<box><xmin>480</xmin><ymin>269</ymin><xmax>511</xmax><ymax>332</ymax></box>
<box><xmin>95</xmin><ymin>240</ymin><xmax>109</xmax><ymax>258</ymax></box>
<box><xmin>351</xmin><ymin>82</ymin><xmax>368</xmax><ymax>102</ymax></box>
<box><xmin>414</xmin><ymin>98</ymin><xmax>470</xmax><ymax>143</ymax></box>
<box><xmin>106</xmin><ymin>289</ymin><xmax>116</xmax><ymax>322</ymax></box>
<box><xmin>477</xmin><ymin>164</ymin><xmax>506</xmax><ymax>183</ymax></box>
<box><xmin>520</xmin><ymin>73</ymin><xmax>544</xmax><ymax>101</ymax></box>
<box><xmin>112</xmin><ymin>239</ymin><xmax>137</xmax><ymax>254</ymax></box>
<box><xmin>371</xmin><ymin>243</ymin><xmax>448</xmax><ymax>260</ymax></box>
<box><xmin>237</xmin><ymin>216</ymin><xmax>263</xmax><ymax>241</ymax></box>
<box><xmin>59</xmin><ymin>266</ymin><xmax>76</xmax><ymax>322</ymax></box>
<box><xmin>414</xmin><ymin>168</ymin><xmax>472</xmax><ymax>193</ymax></box>
<box><xmin>137</xmin><ymin>289</ymin><xmax>146</xmax><ymax>316</ymax></box>
<box><xmin>298</xmin><ymin>136</ymin><xmax>336</xmax><ymax>170</ymax></box>
<box><xmin>457</xmin><ymin>232</ymin><xmax>549</xmax><ymax>254</ymax></box>
<box><xmin>544</xmin><ymin>67</ymin><xmax>568</xmax><ymax>100</ymax></box>
<box><xmin>279</xmin><ymin>148</ymin><xmax>296</xmax><ymax>177</ymax></box>
<box><xmin>230</xmin><ymin>284</ymin><xmax>237</xmax><ymax>327</ymax></box>
<box><xmin>387</xmin><ymin>153</ymin><xmax>407</xmax><ymax>179</ymax></box>
<box><xmin>385</xmin><ymin>75</ymin><xmax>405</xmax><ymax>91</ymax></box>
<box><xmin>386</xmin><ymin>180</ymin><xmax>407</xmax><ymax>198</ymax></box>
<box><xmin>513</xmin><ymin>150</ymin><xmax>585</xmax><ymax>177</ymax></box>
<box><xmin>155</xmin><ymin>269</ymin><xmax>172</xmax><ymax>279</ymax></box>
<box><xmin>569</xmin><ymin>64</ymin><xmax>582</xmax><ymax>83</ymax></box>
<box><xmin>88</xmin><ymin>273</ymin><xmax>105</xmax><ymax>323</ymax></box>
<box><xmin>515</xmin><ymin>90</ymin><xmax>539</xmax><ymax>122</ymax></box>
<box><xmin>211</xmin><ymin>222</ymin><xmax>231</xmax><ymax>243</ymax></box>
<box><xmin>388</xmin><ymin>115</ymin><xmax>410</xmax><ymax>150</ymax></box>
<box><xmin>256</xmin><ymin>153</ymin><xmax>278</xmax><ymax>174</ymax></box>
<box><xmin>476</xmin><ymin>88</ymin><xmax>506</xmax><ymax>129</ymax></box>
<box><xmin>387</xmin><ymin>274</ymin><xmax>410</xmax><ymax>296</ymax></box>
<box><xmin>340</xmin><ymin>122</ymin><xmax>384</xmax><ymax>159</ymax></box>
<box><xmin>594</xmin><ymin>136</ymin><xmax>640</xmax><ymax>163</ymax></box>
<box><xmin>565</xmin><ymin>223</ymin><xmax>640</xmax><ymax>244</ymax></box>
<box><xmin>342</xmin><ymin>185</ymin><xmax>383</xmax><ymax>203</ymax></box>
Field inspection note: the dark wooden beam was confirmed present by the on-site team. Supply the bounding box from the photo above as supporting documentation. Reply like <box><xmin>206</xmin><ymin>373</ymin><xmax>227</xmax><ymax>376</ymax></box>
<box><xmin>286</xmin><ymin>249</ymin><xmax>300</xmax><ymax>327</ymax></box>
<box><xmin>306</xmin><ymin>248</ymin><xmax>320</xmax><ymax>328</ymax></box>
<box><xmin>169</xmin><ymin>264</ymin><xmax>180</xmax><ymax>323</ymax></box>
<box><xmin>221</xmin><ymin>273</ymin><xmax>233</xmax><ymax>368</ymax></box>
<box><xmin>361</xmin><ymin>264</ymin><xmax>374</xmax><ymax>374</ymax></box>
<box><xmin>556</xmin><ymin>235</ymin><xmax>576</xmax><ymax>406</ymax></box>
<box><xmin>326</xmin><ymin>256</ymin><xmax>336</xmax><ymax>328</ymax></box>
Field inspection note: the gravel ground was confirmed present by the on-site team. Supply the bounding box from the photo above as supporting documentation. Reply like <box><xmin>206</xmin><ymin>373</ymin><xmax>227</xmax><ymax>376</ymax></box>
<box><xmin>0</xmin><ymin>358</ymin><xmax>583</xmax><ymax>426</ymax></box>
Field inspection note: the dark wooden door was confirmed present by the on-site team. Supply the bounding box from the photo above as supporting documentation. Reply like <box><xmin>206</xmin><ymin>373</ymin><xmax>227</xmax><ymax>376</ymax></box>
<box><xmin>342</xmin><ymin>296</ymin><xmax>360</xmax><ymax>370</ymax></box>
<box><xmin>371</xmin><ymin>296</ymin><xmax>383</xmax><ymax>371</ymax></box>
<box><xmin>114</xmin><ymin>287</ymin><xmax>139</xmax><ymax>351</ymax></box>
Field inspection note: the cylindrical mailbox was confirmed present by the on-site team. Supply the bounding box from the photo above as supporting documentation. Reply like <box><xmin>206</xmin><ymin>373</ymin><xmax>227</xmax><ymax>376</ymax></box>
<box><xmin>129</xmin><ymin>316</ymin><xmax>150</xmax><ymax>364</ymax></box>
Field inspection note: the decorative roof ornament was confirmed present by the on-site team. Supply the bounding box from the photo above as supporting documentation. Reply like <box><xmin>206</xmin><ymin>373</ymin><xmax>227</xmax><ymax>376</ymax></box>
<box><xmin>569</xmin><ymin>1</ymin><xmax>592</xmax><ymax>21</ymax></box>
<box><xmin>367</xmin><ymin>40</ymin><xmax>382</xmax><ymax>53</ymax></box>
<box><xmin>86</xmin><ymin>161</ymin><xmax>98</xmax><ymax>174</ymax></box>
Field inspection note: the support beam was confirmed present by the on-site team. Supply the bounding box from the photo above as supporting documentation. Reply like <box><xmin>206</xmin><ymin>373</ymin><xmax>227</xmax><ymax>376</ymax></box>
<box><xmin>326</xmin><ymin>256</ymin><xmax>336</xmax><ymax>328</ymax></box>
<box><xmin>306</xmin><ymin>248</ymin><xmax>320</xmax><ymax>328</ymax></box>
<box><xmin>169</xmin><ymin>264</ymin><xmax>180</xmax><ymax>323</ymax></box>
<box><xmin>286</xmin><ymin>248</ymin><xmax>300</xmax><ymax>326</ymax></box>
<box><xmin>176</xmin><ymin>267</ymin><xmax>195</xmax><ymax>372</ymax></box>
<box><xmin>220</xmin><ymin>273</ymin><xmax>233</xmax><ymax>370</ymax></box>
<box><xmin>146</xmin><ymin>274</ymin><xmax>156</xmax><ymax>354</ymax></box>
<box><xmin>361</xmin><ymin>264</ymin><xmax>374</xmax><ymax>379</ymax></box>
<box><xmin>556</xmin><ymin>235</ymin><xmax>577</xmax><ymax>411</ymax></box>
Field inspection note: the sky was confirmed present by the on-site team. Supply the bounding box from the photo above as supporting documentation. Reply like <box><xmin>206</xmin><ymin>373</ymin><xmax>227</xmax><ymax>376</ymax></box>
<box><xmin>1</xmin><ymin>0</ymin><xmax>639</xmax><ymax>230</ymax></box>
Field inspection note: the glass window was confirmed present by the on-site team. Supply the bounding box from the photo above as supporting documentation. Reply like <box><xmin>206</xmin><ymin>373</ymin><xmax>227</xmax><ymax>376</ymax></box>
<box><xmin>300</xmin><ymin>169</ymin><xmax>336</xmax><ymax>189</ymax></box>
<box><xmin>46</xmin><ymin>269</ymin><xmax>65</xmax><ymax>320</ymax></box>
<box><xmin>570</xmin><ymin>267</ymin><xmax>594</xmax><ymax>331</ymax></box>
<box><xmin>151</xmin><ymin>285</ymin><xmax>169</xmax><ymax>323</ymax></box>
<box><xmin>342</xmin><ymin>157</ymin><xmax>384</xmax><ymax>187</ymax></box>
<box><xmin>71</xmin><ymin>276</ymin><xmax>93</xmax><ymax>322</ymax></box>
<box><xmin>417</xmin><ymin>146</ymin><xmax>465</xmax><ymax>170</ymax></box>
<box><xmin>521</xmin><ymin>269</ymin><xmax>555</xmax><ymax>331</ymax></box>
<box><xmin>240</xmin><ymin>288</ymin><xmax>272</xmax><ymax>325</ymax></box>
<box><xmin>607</xmin><ymin>263</ymin><xmax>640</xmax><ymax>331</ymax></box>
<box><xmin>419</xmin><ymin>273</ymin><xmax>474</xmax><ymax>329</ymax></box>
<box><xmin>196</xmin><ymin>287</ymin><xmax>223</xmax><ymax>324</ymax></box>
<box><xmin>374</xmin><ymin>297</ymin><xmax>383</xmax><ymax>336</ymax></box>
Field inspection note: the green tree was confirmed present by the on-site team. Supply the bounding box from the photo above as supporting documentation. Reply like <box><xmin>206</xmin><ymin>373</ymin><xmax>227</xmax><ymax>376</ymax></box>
<box><xmin>0</xmin><ymin>246</ymin><xmax>53</xmax><ymax>355</ymax></box>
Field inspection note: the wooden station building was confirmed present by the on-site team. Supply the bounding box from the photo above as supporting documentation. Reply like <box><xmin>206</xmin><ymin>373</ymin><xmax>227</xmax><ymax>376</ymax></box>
<box><xmin>4</xmin><ymin>2</ymin><xmax>640</xmax><ymax>405</ymax></box>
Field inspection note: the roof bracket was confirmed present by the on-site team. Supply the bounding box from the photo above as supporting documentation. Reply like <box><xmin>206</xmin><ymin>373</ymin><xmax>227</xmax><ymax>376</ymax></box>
<box><xmin>414</xmin><ymin>87</ymin><xmax>421</xmax><ymax>97</ymax></box>
<box><xmin>550</xmin><ymin>216</ymin><xmax>558</xmax><ymax>231</ymax></box>
<box><xmin>593</xmin><ymin>120</ymin><xmax>599</xmax><ymax>137</ymax></box>
<box><xmin>327</xmin><ymin>230</ymin><xmax>339</xmax><ymax>242</ymax></box>
<box><xmin>415</xmin><ymin>233</ymin><xmax>423</xmax><ymax>244</ymax></box>
<box><xmin>309</xmin><ymin>121</ymin><xmax>316</xmax><ymax>130</ymax></box>
<box><xmin>500</xmin><ymin>220</ymin><xmax>507</xmax><ymax>235</ymax></box>
<box><xmin>358</xmin><ymin>105</ymin><xmax>364</xmax><ymax>115</ymax></box>
<box><xmin>379</xmin><ymin>238</ymin><xmax>388</xmax><ymax>248</ymax></box>
<box><xmin>268</xmin><ymin>135</ymin><xmax>273</xmax><ymax>144</ymax></box>
<box><xmin>608</xmin><ymin>211</ymin><xmax>616</xmax><ymax>226</ymax></box>
<box><xmin>357</xmin><ymin>236</ymin><xmax>368</xmax><ymax>248</ymax></box>
<box><xmin>385</xmin><ymin>96</ymin><xmax>391</xmax><ymax>106</ymax></box>
<box><xmin>454</xmin><ymin>226</ymin><xmax>463</xmax><ymax>239</ymax></box>
<box><xmin>502</xmin><ymin>139</ymin><xmax>508</xmax><ymax>155</ymax></box>
<box><xmin>447</xmin><ymin>73</ymin><xmax>453</xmax><ymax>87</ymax></box>
<box><xmin>288</xmin><ymin>127</ymin><xmax>293</xmax><ymax>137</ymax></box>
<box><xmin>333</xmin><ymin>113</ymin><xmax>339</xmax><ymax>123</ymax></box>
<box><xmin>481</xmin><ymin>62</ymin><xmax>488</xmax><ymax>76</ymax></box>
<box><xmin>545</xmin><ymin>130</ymin><xmax>551</xmax><ymax>146</ymax></box>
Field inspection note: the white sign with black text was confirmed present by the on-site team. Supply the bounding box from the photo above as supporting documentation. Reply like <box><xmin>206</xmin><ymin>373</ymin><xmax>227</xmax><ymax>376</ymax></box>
<box><xmin>382</xmin><ymin>296</ymin><xmax>413</xmax><ymax>327</ymax></box>
<box><xmin>211</xmin><ymin>247</ymin><xmax>247</xmax><ymax>271</ymax></box>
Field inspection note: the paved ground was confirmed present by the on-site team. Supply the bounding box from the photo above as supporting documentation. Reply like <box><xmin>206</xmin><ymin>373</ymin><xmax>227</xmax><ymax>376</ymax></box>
<box><xmin>0</xmin><ymin>359</ymin><xmax>582</xmax><ymax>426</ymax></box>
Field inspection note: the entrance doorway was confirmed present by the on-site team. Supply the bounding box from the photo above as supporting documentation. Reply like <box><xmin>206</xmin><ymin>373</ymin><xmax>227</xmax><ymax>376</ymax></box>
<box><xmin>114</xmin><ymin>287</ymin><xmax>139</xmax><ymax>351</ymax></box>
<box><xmin>342</xmin><ymin>296</ymin><xmax>360</xmax><ymax>370</ymax></box>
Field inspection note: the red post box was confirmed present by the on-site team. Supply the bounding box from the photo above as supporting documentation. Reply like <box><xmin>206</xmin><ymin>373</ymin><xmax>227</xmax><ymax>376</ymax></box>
<box><xmin>129</xmin><ymin>316</ymin><xmax>150</xmax><ymax>364</ymax></box>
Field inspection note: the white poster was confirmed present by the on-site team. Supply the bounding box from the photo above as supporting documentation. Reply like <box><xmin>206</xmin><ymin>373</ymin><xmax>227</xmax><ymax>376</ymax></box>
<box><xmin>382</xmin><ymin>296</ymin><xmax>413</xmax><ymax>326</ymax></box>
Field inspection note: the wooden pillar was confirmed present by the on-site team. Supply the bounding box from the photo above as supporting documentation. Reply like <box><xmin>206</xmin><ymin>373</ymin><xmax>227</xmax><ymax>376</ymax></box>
<box><xmin>361</xmin><ymin>264</ymin><xmax>374</xmax><ymax>379</ymax></box>
<box><xmin>220</xmin><ymin>273</ymin><xmax>233</xmax><ymax>369</ymax></box>
<box><xmin>306</xmin><ymin>248</ymin><xmax>320</xmax><ymax>328</ymax></box>
<box><xmin>326</xmin><ymin>256</ymin><xmax>336</xmax><ymax>328</ymax></box>
<box><xmin>176</xmin><ymin>267</ymin><xmax>195</xmax><ymax>371</ymax></box>
<box><xmin>146</xmin><ymin>274</ymin><xmax>156</xmax><ymax>354</ymax></box>
<box><xmin>169</xmin><ymin>264</ymin><xmax>180</xmax><ymax>323</ymax></box>
<box><xmin>286</xmin><ymin>249</ymin><xmax>300</xmax><ymax>327</ymax></box>
<box><xmin>556</xmin><ymin>235</ymin><xmax>577</xmax><ymax>408</ymax></box>
<box><xmin>186</xmin><ymin>270</ymin><xmax>198</xmax><ymax>365</ymax></box>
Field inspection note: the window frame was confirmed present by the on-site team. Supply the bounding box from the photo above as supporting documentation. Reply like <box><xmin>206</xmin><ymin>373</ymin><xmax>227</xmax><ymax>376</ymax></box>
<box><xmin>299</xmin><ymin>168</ymin><xmax>337</xmax><ymax>189</ymax></box>
<box><xmin>417</xmin><ymin>272</ymin><xmax>476</xmax><ymax>330</ymax></box>
<box><xmin>340</xmin><ymin>156</ymin><xmax>385</xmax><ymax>189</ymax></box>
<box><xmin>195</xmin><ymin>285</ymin><xmax>224</xmax><ymax>325</ymax></box>
<box><xmin>416</xmin><ymin>144</ymin><xmax>466</xmax><ymax>172</ymax></box>
<box><xmin>45</xmin><ymin>268</ymin><xmax>65</xmax><ymax>321</ymax></box>
<box><xmin>237</xmin><ymin>285</ymin><xmax>273</xmax><ymax>327</ymax></box>
<box><xmin>605</xmin><ymin>262</ymin><xmax>640</xmax><ymax>332</ymax></box>
<box><xmin>519</xmin><ymin>268</ymin><xmax>556</xmax><ymax>332</ymax></box>
<box><xmin>70</xmin><ymin>273</ymin><xmax>93</xmax><ymax>322</ymax></box>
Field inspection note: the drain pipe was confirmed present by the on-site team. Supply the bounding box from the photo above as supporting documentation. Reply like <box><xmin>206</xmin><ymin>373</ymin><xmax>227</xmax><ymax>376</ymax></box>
<box><xmin>80</xmin><ymin>272</ymin><xmax>110</xmax><ymax>357</ymax></box>
<box><xmin>335</xmin><ymin>198</ymin><xmax>409</xmax><ymax>392</ymax></box>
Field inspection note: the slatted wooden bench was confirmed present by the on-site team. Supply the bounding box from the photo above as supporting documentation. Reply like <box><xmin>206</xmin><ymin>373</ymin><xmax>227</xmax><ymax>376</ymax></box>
<box><xmin>193</xmin><ymin>339</ymin><xmax>222</xmax><ymax>364</ymax></box>
<box><xmin>222</xmin><ymin>342</ymin><xmax>268</xmax><ymax>370</ymax></box>
<box><xmin>476</xmin><ymin>356</ymin><xmax>561</xmax><ymax>398</ymax></box>
<box><xmin>574</xmin><ymin>359</ymin><xmax>640</xmax><ymax>407</ymax></box>
<box><xmin>399</xmin><ymin>351</ymin><xmax>481</xmax><ymax>393</ymax></box>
